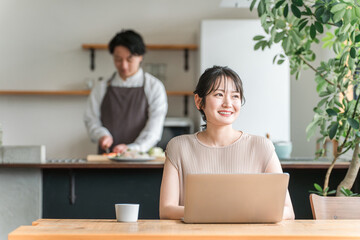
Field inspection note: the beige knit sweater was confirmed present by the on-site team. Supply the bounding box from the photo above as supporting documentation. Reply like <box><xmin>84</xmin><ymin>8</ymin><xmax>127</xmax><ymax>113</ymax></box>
<box><xmin>165</xmin><ymin>132</ymin><xmax>281</xmax><ymax>206</ymax></box>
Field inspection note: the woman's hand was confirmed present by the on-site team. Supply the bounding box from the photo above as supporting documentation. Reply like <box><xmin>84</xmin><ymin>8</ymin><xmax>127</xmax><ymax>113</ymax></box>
<box><xmin>99</xmin><ymin>135</ymin><xmax>113</xmax><ymax>151</ymax></box>
<box><xmin>113</xmin><ymin>144</ymin><xmax>128</xmax><ymax>153</ymax></box>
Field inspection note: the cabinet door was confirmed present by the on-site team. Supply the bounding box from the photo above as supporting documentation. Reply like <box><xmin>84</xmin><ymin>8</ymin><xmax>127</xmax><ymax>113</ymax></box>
<box><xmin>200</xmin><ymin>20</ymin><xmax>290</xmax><ymax>141</ymax></box>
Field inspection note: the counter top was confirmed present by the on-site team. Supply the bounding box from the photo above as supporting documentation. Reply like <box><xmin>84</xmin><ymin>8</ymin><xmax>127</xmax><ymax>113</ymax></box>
<box><xmin>0</xmin><ymin>160</ymin><xmax>165</xmax><ymax>169</ymax></box>
<box><xmin>280</xmin><ymin>157</ymin><xmax>351</xmax><ymax>169</ymax></box>
<box><xmin>0</xmin><ymin>157</ymin><xmax>351</xmax><ymax>169</ymax></box>
<box><xmin>9</xmin><ymin>219</ymin><xmax>360</xmax><ymax>240</ymax></box>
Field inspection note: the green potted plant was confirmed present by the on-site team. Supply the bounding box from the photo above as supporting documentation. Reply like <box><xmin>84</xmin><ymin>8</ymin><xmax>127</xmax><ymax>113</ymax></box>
<box><xmin>249</xmin><ymin>0</ymin><xmax>360</xmax><ymax>197</ymax></box>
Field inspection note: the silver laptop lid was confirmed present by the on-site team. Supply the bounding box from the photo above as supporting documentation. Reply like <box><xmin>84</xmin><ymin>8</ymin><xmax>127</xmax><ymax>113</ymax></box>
<box><xmin>184</xmin><ymin>173</ymin><xmax>289</xmax><ymax>223</ymax></box>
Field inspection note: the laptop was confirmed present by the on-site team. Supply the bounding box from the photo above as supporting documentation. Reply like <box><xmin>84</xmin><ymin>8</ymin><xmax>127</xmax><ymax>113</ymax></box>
<box><xmin>183</xmin><ymin>173</ymin><xmax>289</xmax><ymax>223</ymax></box>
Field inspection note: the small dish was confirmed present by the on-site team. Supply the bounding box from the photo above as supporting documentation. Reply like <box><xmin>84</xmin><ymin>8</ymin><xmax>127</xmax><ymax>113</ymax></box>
<box><xmin>108</xmin><ymin>156</ymin><xmax>156</xmax><ymax>162</ymax></box>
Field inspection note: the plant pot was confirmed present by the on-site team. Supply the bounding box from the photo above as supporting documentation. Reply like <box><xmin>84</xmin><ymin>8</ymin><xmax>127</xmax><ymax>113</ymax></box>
<box><xmin>309</xmin><ymin>193</ymin><xmax>360</xmax><ymax>219</ymax></box>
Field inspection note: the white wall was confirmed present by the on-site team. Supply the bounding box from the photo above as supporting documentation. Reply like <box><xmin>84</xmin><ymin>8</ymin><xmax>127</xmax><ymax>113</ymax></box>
<box><xmin>0</xmin><ymin>0</ymin><xmax>257</xmax><ymax>158</ymax></box>
<box><xmin>200</xmin><ymin>20</ymin><xmax>290</xmax><ymax>141</ymax></box>
<box><xmin>0</xmin><ymin>0</ymin><xmax>322</xmax><ymax>157</ymax></box>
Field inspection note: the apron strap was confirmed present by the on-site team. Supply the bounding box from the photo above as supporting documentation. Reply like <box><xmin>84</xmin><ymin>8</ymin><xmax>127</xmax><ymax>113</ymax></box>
<box><xmin>107</xmin><ymin>72</ymin><xmax>117</xmax><ymax>87</ymax></box>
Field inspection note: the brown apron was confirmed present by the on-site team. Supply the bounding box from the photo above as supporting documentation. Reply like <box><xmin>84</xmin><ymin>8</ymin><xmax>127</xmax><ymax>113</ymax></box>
<box><xmin>98</xmin><ymin>72</ymin><xmax>149</xmax><ymax>154</ymax></box>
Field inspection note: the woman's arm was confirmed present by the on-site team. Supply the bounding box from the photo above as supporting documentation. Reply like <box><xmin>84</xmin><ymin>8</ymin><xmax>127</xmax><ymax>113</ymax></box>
<box><xmin>159</xmin><ymin>158</ymin><xmax>184</xmax><ymax>219</ymax></box>
<box><xmin>265</xmin><ymin>152</ymin><xmax>295</xmax><ymax>220</ymax></box>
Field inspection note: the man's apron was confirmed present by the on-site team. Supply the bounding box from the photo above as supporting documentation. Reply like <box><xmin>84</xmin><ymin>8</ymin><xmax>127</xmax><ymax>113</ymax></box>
<box><xmin>98</xmin><ymin>72</ymin><xmax>149</xmax><ymax>153</ymax></box>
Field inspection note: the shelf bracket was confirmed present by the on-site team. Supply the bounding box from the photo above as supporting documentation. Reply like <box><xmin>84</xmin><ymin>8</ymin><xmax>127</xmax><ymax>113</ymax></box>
<box><xmin>90</xmin><ymin>48</ymin><xmax>95</xmax><ymax>71</ymax></box>
<box><xmin>184</xmin><ymin>48</ymin><xmax>189</xmax><ymax>71</ymax></box>
<box><xmin>184</xmin><ymin>95</ymin><xmax>189</xmax><ymax>117</ymax></box>
<box><xmin>69</xmin><ymin>169</ymin><xmax>76</xmax><ymax>205</ymax></box>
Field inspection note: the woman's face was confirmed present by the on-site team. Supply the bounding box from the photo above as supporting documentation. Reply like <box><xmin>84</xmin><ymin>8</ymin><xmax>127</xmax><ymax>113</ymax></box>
<box><xmin>196</xmin><ymin>77</ymin><xmax>242</xmax><ymax>127</ymax></box>
<box><xmin>113</xmin><ymin>46</ymin><xmax>143</xmax><ymax>79</ymax></box>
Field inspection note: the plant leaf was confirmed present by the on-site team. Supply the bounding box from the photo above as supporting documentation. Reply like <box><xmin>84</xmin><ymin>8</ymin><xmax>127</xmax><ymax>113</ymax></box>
<box><xmin>291</xmin><ymin>4</ymin><xmax>301</xmax><ymax>18</ymax></box>
<box><xmin>254</xmin><ymin>41</ymin><xmax>263</xmax><ymax>50</ymax></box>
<box><xmin>322</xmin><ymin>32</ymin><xmax>334</xmax><ymax>41</ymax></box>
<box><xmin>355</xmin><ymin>34</ymin><xmax>360</xmax><ymax>43</ymax></box>
<box><xmin>275</xmin><ymin>0</ymin><xmax>286</xmax><ymax>9</ymax></box>
<box><xmin>298</xmin><ymin>20</ymin><xmax>308</xmax><ymax>32</ymax></box>
<box><xmin>257</xmin><ymin>0</ymin><xmax>265</xmax><ymax>16</ymax></box>
<box><xmin>314</xmin><ymin>183</ymin><xmax>323</xmax><ymax>192</ymax></box>
<box><xmin>319</xmin><ymin>91</ymin><xmax>331</xmax><ymax>97</ymax></box>
<box><xmin>355</xmin><ymin>6</ymin><xmax>360</xmax><ymax>18</ymax></box>
<box><xmin>272</xmin><ymin>55</ymin><xmax>278</xmax><ymax>64</ymax></box>
<box><xmin>340</xmin><ymin>187</ymin><xmax>348</xmax><ymax>195</ymax></box>
<box><xmin>326</xmin><ymin>108</ymin><xmax>338</xmax><ymax>116</ymax></box>
<box><xmin>322</xmin><ymin>10</ymin><xmax>331</xmax><ymax>23</ymax></box>
<box><xmin>250</xmin><ymin>0</ymin><xmax>257</xmax><ymax>11</ymax></box>
<box><xmin>306</xmin><ymin>120</ymin><xmax>319</xmax><ymax>140</ymax></box>
<box><xmin>348</xmin><ymin>118</ymin><xmax>359</xmax><ymax>129</ymax></box>
<box><xmin>330</xmin><ymin>4</ymin><xmax>347</xmax><ymax>14</ymax></box>
<box><xmin>253</xmin><ymin>35</ymin><xmax>265</xmax><ymax>40</ymax></box>
<box><xmin>350</xmin><ymin>47</ymin><xmax>356</xmax><ymax>59</ymax></box>
<box><xmin>327</xmin><ymin>190</ymin><xmax>336</xmax><ymax>195</ymax></box>
<box><xmin>275</xmin><ymin>20</ymin><xmax>287</xmax><ymax>29</ymax></box>
<box><xmin>284</xmin><ymin>4</ymin><xmax>289</xmax><ymax>17</ymax></box>
<box><xmin>292</xmin><ymin>0</ymin><xmax>303</xmax><ymax>6</ymax></box>
<box><xmin>274</xmin><ymin>31</ymin><xmax>286</xmax><ymax>43</ymax></box>
<box><xmin>315</xmin><ymin>7</ymin><xmax>325</xmax><ymax>20</ymax></box>
<box><xmin>310</xmin><ymin>24</ymin><xmax>316</xmax><ymax>39</ymax></box>
<box><xmin>317</xmin><ymin>97</ymin><xmax>329</xmax><ymax>108</ymax></box>
<box><xmin>329</xmin><ymin>122</ymin><xmax>339</xmax><ymax>139</ymax></box>
<box><xmin>314</xmin><ymin>21</ymin><xmax>323</xmax><ymax>33</ymax></box>
<box><xmin>333</xmin><ymin>9</ymin><xmax>346</xmax><ymax>23</ymax></box>
<box><xmin>289</xmin><ymin>30</ymin><xmax>301</xmax><ymax>45</ymax></box>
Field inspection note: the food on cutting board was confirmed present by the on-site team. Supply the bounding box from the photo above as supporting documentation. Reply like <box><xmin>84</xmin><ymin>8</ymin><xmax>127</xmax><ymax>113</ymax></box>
<box><xmin>102</xmin><ymin>147</ymin><xmax>165</xmax><ymax>160</ymax></box>
<box><xmin>119</xmin><ymin>149</ymin><xmax>151</xmax><ymax>159</ymax></box>
<box><xmin>102</xmin><ymin>152</ymin><xmax>117</xmax><ymax>157</ymax></box>
<box><xmin>148</xmin><ymin>147</ymin><xmax>165</xmax><ymax>158</ymax></box>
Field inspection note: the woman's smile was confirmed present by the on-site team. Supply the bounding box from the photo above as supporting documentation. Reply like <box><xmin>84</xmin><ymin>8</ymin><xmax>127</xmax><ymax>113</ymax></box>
<box><xmin>218</xmin><ymin>110</ymin><xmax>233</xmax><ymax>116</ymax></box>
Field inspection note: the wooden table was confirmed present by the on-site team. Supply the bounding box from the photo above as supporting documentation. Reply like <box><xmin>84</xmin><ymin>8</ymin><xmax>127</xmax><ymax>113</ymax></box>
<box><xmin>8</xmin><ymin>219</ymin><xmax>360</xmax><ymax>240</ymax></box>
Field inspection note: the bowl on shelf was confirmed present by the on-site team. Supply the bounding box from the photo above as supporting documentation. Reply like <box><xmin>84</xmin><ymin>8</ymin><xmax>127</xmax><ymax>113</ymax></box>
<box><xmin>274</xmin><ymin>141</ymin><xmax>292</xmax><ymax>159</ymax></box>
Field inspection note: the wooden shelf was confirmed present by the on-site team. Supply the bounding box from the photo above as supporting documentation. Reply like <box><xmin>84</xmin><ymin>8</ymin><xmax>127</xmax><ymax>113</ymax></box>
<box><xmin>0</xmin><ymin>90</ymin><xmax>91</xmax><ymax>96</ymax></box>
<box><xmin>82</xmin><ymin>43</ymin><xmax>197</xmax><ymax>71</ymax></box>
<box><xmin>82</xmin><ymin>44</ymin><xmax>198</xmax><ymax>50</ymax></box>
<box><xmin>0</xmin><ymin>90</ymin><xmax>193</xmax><ymax>96</ymax></box>
<box><xmin>166</xmin><ymin>91</ymin><xmax>193</xmax><ymax>96</ymax></box>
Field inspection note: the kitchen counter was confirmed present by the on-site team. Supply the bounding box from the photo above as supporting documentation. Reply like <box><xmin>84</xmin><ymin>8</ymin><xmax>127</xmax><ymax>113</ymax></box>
<box><xmin>0</xmin><ymin>157</ymin><xmax>351</xmax><ymax>169</ymax></box>
<box><xmin>0</xmin><ymin>161</ymin><xmax>165</xmax><ymax>169</ymax></box>
<box><xmin>0</xmin><ymin>157</ymin><xmax>357</xmax><ymax>220</ymax></box>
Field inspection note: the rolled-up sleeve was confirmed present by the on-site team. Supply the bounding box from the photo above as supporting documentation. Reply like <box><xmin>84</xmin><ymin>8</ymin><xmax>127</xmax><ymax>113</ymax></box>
<box><xmin>83</xmin><ymin>82</ymin><xmax>112</xmax><ymax>143</ymax></box>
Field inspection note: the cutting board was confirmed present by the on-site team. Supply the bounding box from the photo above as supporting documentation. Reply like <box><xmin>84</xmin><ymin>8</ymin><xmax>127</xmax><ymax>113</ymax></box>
<box><xmin>87</xmin><ymin>155</ymin><xmax>111</xmax><ymax>162</ymax></box>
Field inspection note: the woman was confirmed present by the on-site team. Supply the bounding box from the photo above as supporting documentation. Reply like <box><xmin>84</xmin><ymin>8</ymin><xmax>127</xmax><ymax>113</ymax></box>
<box><xmin>159</xmin><ymin>66</ymin><xmax>295</xmax><ymax>220</ymax></box>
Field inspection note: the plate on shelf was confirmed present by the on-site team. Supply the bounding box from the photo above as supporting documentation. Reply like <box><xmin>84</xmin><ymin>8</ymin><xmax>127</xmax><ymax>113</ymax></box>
<box><xmin>108</xmin><ymin>156</ymin><xmax>156</xmax><ymax>162</ymax></box>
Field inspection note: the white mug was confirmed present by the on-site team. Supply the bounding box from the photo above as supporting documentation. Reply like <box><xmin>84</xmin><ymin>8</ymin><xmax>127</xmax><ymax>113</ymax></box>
<box><xmin>115</xmin><ymin>204</ymin><xmax>139</xmax><ymax>222</ymax></box>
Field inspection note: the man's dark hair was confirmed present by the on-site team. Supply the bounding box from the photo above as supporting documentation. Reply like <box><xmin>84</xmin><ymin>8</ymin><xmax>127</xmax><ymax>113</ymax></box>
<box><xmin>108</xmin><ymin>30</ymin><xmax>146</xmax><ymax>55</ymax></box>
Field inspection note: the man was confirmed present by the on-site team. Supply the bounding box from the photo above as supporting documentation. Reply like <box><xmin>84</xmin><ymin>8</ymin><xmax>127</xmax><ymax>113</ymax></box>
<box><xmin>84</xmin><ymin>30</ymin><xmax>168</xmax><ymax>154</ymax></box>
